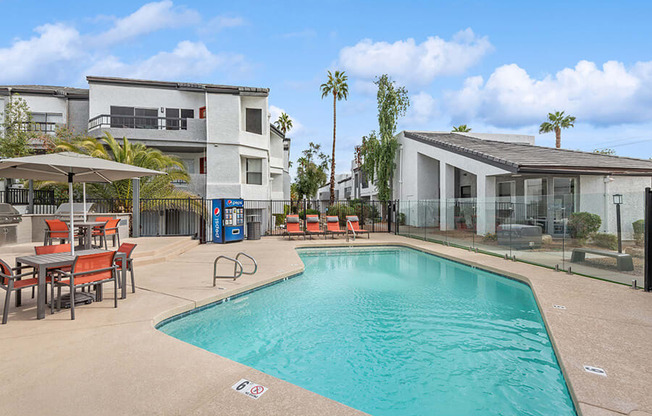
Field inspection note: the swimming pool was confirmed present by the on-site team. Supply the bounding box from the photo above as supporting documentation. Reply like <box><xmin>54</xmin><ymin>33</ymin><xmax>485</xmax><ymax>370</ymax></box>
<box><xmin>158</xmin><ymin>247</ymin><xmax>576</xmax><ymax>416</ymax></box>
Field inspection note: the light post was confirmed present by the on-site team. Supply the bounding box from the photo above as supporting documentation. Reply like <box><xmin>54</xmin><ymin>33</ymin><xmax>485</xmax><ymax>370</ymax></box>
<box><xmin>613</xmin><ymin>194</ymin><xmax>623</xmax><ymax>253</ymax></box>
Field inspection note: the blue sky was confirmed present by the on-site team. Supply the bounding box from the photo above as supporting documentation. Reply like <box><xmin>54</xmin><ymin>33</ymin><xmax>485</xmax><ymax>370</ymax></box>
<box><xmin>2</xmin><ymin>0</ymin><xmax>652</xmax><ymax>174</ymax></box>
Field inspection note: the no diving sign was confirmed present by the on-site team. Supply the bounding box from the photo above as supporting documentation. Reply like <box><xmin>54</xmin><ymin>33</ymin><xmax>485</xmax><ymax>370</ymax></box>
<box><xmin>231</xmin><ymin>379</ymin><xmax>268</xmax><ymax>399</ymax></box>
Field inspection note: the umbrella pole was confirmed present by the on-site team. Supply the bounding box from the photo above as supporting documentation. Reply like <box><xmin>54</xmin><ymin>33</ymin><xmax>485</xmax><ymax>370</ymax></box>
<box><xmin>83</xmin><ymin>183</ymin><xmax>87</xmax><ymax>222</ymax></box>
<box><xmin>69</xmin><ymin>174</ymin><xmax>74</xmax><ymax>256</ymax></box>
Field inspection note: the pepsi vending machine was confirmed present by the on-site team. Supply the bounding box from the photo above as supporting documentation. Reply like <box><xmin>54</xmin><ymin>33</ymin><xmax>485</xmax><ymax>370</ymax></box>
<box><xmin>212</xmin><ymin>198</ymin><xmax>245</xmax><ymax>243</ymax></box>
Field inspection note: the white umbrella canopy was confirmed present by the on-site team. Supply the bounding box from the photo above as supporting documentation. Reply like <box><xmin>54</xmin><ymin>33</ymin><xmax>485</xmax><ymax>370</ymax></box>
<box><xmin>0</xmin><ymin>152</ymin><xmax>165</xmax><ymax>254</ymax></box>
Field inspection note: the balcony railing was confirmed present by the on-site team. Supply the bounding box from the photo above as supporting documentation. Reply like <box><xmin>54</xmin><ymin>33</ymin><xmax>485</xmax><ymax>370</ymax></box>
<box><xmin>19</xmin><ymin>122</ymin><xmax>59</xmax><ymax>133</ymax></box>
<box><xmin>88</xmin><ymin>114</ymin><xmax>195</xmax><ymax>131</ymax></box>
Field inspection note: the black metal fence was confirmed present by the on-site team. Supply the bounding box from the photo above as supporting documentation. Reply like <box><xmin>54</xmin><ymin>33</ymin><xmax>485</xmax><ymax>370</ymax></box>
<box><xmin>1</xmin><ymin>188</ymin><xmax>55</xmax><ymax>205</ymax></box>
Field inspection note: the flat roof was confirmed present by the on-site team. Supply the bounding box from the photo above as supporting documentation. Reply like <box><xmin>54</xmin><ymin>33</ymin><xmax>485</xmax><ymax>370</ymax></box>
<box><xmin>404</xmin><ymin>131</ymin><xmax>652</xmax><ymax>175</ymax></box>
<box><xmin>0</xmin><ymin>85</ymin><xmax>89</xmax><ymax>98</ymax></box>
<box><xmin>86</xmin><ymin>76</ymin><xmax>269</xmax><ymax>96</ymax></box>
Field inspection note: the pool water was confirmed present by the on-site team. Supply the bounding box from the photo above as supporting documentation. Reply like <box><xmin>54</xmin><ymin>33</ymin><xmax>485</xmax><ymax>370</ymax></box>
<box><xmin>158</xmin><ymin>247</ymin><xmax>576</xmax><ymax>416</ymax></box>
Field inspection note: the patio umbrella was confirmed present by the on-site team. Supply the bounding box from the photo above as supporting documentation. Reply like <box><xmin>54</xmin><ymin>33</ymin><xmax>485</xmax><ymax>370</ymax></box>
<box><xmin>0</xmin><ymin>152</ymin><xmax>164</xmax><ymax>254</ymax></box>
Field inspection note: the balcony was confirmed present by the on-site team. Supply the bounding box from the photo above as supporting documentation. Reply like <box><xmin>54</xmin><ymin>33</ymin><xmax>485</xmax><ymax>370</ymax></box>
<box><xmin>20</xmin><ymin>122</ymin><xmax>62</xmax><ymax>134</ymax></box>
<box><xmin>88</xmin><ymin>114</ymin><xmax>206</xmax><ymax>144</ymax></box>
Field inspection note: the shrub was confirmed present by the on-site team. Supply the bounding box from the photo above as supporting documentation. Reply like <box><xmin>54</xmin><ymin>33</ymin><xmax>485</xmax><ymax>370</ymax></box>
<box><xmin>592</xmin><ymin>233</ymin><xmax>618</xmax><ymax>250</ymax></box>
<box><xmin>398</xmin><ymin>213</ymin><xmax>406</xmax><ymax>225</ymax></box>
<box><xmin>483</xmin><ymin>233</ymin><xmax>497</xmax><ymax>242</ymax></box>
<box><xmin>275</xmin><ymin>214</ymin><xmax>286</xmax><ymax>226</ymax></box>
<box><xmin>568</xmin><ymin>212</ymin><xmax>601</xmax><ymax>239</ymax></box>
<box><xmin>299</xmin><ymin>209</ymin><xmax>320</xmax><ymax>220</ymax></box>
<box><xmin>633</xmin><ymin>219</ymin><xmax>645</xmax><ymax>246</ymax></box>
<box><xmin>327</xmin><ymin>203</ymin><xmax>355</xmax><ymax>223</ymax></box>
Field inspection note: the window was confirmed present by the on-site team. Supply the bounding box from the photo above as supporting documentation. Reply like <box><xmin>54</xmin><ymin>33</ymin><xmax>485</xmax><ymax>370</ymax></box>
<box><xmin>199</xmin><ymin>157</ymin><xmax>206</xmax><ymax>174</ymax></box>
<box><xmin>246</xmin><ymin>158</ymin><xmax>262</xmax><ymax>185</ymax></box>
<box><xmin>245</xmin><ymin>108</ymin><xmax>262</xmax><ymax>135</ymax></box>
<box><xmin>110</xmin><ymin>106</ymin><xmax>156</xmax><ymax>129</ymax></box>
<box><xmin>497</xmin><ymin>181</ymin><xmax>515</xmax><ymax>202</ymax></box>
<box><xmin>110</xmin><ymin>106</ymin><xmax>135</xmax><ymax>128</ymax></box>
<box><xmin>135</xmin><ymin>108</ymin><xmax>157</xmax><ymax>129</ymax></box>
<box><xmin>199</xmin><ymin>106</ymin><xmax>206</xmax><ymax>119</ymax></box>
<box><xmin>460</xmin><ymin>186</ymin><xmax>472</xmax><ymax>198</ymax></box>
<box><xmin>166</xmin><ymin>108</ymin><xmax>194</xmax><ymax>130</ymax></box>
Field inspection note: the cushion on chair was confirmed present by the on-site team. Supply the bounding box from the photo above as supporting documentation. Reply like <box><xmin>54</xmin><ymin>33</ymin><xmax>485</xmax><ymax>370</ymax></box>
<box><xmin>286</xmin><ymin>216</ymin><xmax>300</xmax><ymax>223</ymax></box>
<box><xmin>347</xmin><ymin>216</ymin><xmax>359</xmax><ymax>222</ymax></box>
<box><xmin>307</xmin><ymin>216</ymin><xmax>319</xmax><ymax>223</ymax></box>
<box><xmin>327</xmin><ymin>216</ymin><xmax>339</xmax><ymax>223</ymax></box>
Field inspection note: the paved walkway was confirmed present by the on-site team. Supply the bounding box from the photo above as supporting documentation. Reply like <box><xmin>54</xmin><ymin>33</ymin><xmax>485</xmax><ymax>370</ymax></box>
<box><xmin>1</xmin><ymin>234</ymin><xmax>651</xmax><ymax>416</ymax></box>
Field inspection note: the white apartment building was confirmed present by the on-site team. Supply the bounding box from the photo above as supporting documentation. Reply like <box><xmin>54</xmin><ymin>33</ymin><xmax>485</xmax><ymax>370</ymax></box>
<box><xmin>0</xmin><ymin>77</ymin><xmax>291</xmax><ymax>202</ymax></box>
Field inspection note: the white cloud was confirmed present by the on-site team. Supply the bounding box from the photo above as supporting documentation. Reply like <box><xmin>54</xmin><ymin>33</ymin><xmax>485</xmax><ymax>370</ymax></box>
<box><xmin>405</xmin><ymin>91</ymin><xmax>439</xmax><ymax>124</ymax></box>
<box><xmin>0</xmin><ymin>23</ymin><xmax>83</xmax><ymax>83</ymax></box>
<box><xmin>85</xmin><ymin>41</ymin><xmax>247</xmax><ymax>81</ymax></box>
<box><xmin>0</xmin><ymin>2</ymin><xmax>249</xmax><ymax>85</ymax></box>
<box><xmin>447</xmin><ymin>60</ymin><xmax>652</xmax><ymax>127</ymax></box>
<box><xmin>96</xmin><ymin>1</ymin><xmax>200</xmax><ymax>44</ymax></box>
<box><xmin>200</xmin><ymin>15</ymin><xmax>246</xmax><ymax>34</ymax></box>
<box><xmin>338</xmin><ymin>29</ymin><xmax>492</xmax><ymax>85</ymax></box>
<box><xmin>269</xmin><ymin>105</ymin><xmax>304</xmax><ymax>135</ymax></box>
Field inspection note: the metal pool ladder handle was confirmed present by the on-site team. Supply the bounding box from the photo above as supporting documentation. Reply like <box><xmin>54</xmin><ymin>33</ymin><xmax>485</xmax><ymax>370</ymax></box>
<box><xmin>235</xmin><ymin>252</ymin><xmax>258</xmax><ymax>275</ymax></box>
<box><xmin>213</xmin><ymin>255</ymin><xmax>243</xmax><ymax>284</ymax></box>
<box><xmin>346</xmin><ymin>219</ymin><xmax>356</xmax><ymax>242</ymax></box>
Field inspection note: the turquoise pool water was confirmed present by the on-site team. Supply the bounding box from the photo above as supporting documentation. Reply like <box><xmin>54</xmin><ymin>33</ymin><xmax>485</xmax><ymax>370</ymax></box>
<box><xmin>158</xmin><ymin>247</ymin><xmax>576</xmax><ymax>416</ymax></box>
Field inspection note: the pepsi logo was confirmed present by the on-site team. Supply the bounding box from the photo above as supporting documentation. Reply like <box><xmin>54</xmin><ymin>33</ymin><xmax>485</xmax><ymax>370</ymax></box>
<box><xmin>214</xmin><ymin>207</ymin><xmax>220</xmax><ymax>216</ymax></box>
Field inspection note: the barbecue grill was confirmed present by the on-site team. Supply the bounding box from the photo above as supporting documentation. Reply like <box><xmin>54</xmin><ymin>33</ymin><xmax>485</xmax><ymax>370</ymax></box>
<box><xmin>0</xmin><ymin>203</ymin><xmax>22</xmax><ymax>246</ymax></box>
<box><xmin>54</xmin><ymin>202</ymin><xmax>95</xmax><ymax>222</ymax></box>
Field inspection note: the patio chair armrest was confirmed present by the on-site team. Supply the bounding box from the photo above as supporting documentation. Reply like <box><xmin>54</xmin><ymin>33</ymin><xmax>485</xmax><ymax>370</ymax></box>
<box><xmin>0</xmin><ymin>269</ymin><xmax>36</xmax><ymax>279</ymax></box>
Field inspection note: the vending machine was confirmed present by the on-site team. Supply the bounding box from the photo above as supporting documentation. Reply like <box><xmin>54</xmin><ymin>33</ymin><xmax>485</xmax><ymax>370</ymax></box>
<box><xmin>212</xmin><ymin>198</ymin><xmax>245</xmax><ymax>243</ymax></box>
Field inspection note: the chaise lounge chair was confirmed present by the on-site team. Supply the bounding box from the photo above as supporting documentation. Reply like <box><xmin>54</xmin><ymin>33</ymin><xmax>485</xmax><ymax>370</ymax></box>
<box><xmin>305</xmin><ymin>215</ymin><xmax>324</xmax><ymax>239</ymax></box>
<box><xmin>325</xmin><ymin>216</ymin><xmax>346</xmax><ymax>239</ymax></box>
<box><xmin>285</xmin><ymin>215</ymin><xmax>305</xmax><ymax>240</ymax></box>
<box><xmin>346</xmin><ymin>215</ymin><xmax>370</xmax><ymax>239</ymax></box>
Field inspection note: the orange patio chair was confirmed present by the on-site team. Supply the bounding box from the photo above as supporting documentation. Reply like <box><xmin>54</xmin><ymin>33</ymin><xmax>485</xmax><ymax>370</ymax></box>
<box><xmin>55</xmin><ymin>251</ymin><xmax>118</xmax><ymax>320</ymax></box>
<box><xmin>92</xmin><ymin>218</ymin><xmax>121</xmax><ymax>249</ymax></box>
<box><xmin>44</xmin><ymin>219</ymin><xmax>78</xmax><ymax>245</ymax></box>
<box><xmin>285</xmin><ymin>215</ymin><xmax>305</xmax><ymax>240</ymax></box>
<box><xmin>35</xmin><ymin>243</ymin><xmax>72</xmax><ymax>313</ymax></box>
<box><xmin>305</xmin><ymin>215</ymin><xmax>324</xmax><ymax>239</ymax></box>
<box><xmin>346</xmin><ymin>216</ymin><xmax>370</xmax><ymax>239</ymax></box>
<box><xmin>115</xmin><ymin>243</ymin><xmax>137</xmax><ymax>293</ymax></box>
<box><xmin>0</xmin><ymin>259</ymin><xmax>37</xmax><ymax>324</ymax></box>
<box><xmin>325</xmin><ymin>216</ymin><xmax>346</xmax><ymax>239</ymax></box>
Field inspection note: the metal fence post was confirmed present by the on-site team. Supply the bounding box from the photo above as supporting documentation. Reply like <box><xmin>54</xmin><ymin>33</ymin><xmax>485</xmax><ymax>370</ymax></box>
<box><xmin>132</xmin><ymin>178</ymin><xmax>140</xmax><ymax>238</ymax></box>
<box><xmin>645</xmin><ymin>187</ymin><xmax>652</xmax><ymax>292</ymax></box>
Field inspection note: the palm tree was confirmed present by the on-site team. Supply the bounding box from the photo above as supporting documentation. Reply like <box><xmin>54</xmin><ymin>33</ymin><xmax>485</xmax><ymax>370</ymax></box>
<box><xmin>274</xmin><ymin>112</ymin><xmax>293</xmax><ymax>135</ymax></box>
<box><xmin>320</xmin><ymin>70</ymin><xmax>349</xmax><ymax>203</ymax></box>
<box><xmin>539</xmin><ymin>111</ymin><xmax>576</xmax><ymax>149</ymax></box>
<box><xmin>55</xmin><ymin>133</ymin><xmax>190</xmax><ymax>206</ymax></box>
<box><xmin>452</xmin><ymin>124</ymin><xmax>471</xmax><ymax>132</ymax></box>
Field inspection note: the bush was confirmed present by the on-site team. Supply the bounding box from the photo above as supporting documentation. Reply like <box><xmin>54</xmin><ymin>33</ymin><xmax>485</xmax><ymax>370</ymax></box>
<box><xmin>275</xmin><ymin>214</ymin><xmax>286</xmax><ymax>227</ymax></box>
<box><xmin>327</xmin><ymin>203</ymin><xmax>355</xmax><ymax>224</ymax></box>
<box><xmin>592</xmin><ymin>233</ymin><xmax>618</xmax><ymax>250</ymax></box>
<box><xmin>299</xmin><ymin>209</ymin><xmax>320</xmax><ymax>220</ymax></box>
<box><xmin>633</xmin><ymin>219</ymin><xmax>645</xmax><ymax>246</ymax></box>
<box><xmin>398</xmin><ymin>213</ymin><xmax>406</xmax><ymax>225</ymax></box>
<box><xmin>482</xmin><ymin>233</ymin><xmax>497</xmax><ymax>242</ymax></box>
<box><xmin>568</xmin><ymin>212</ymin><xmax>601</xmax><ymax>239</ymax></box>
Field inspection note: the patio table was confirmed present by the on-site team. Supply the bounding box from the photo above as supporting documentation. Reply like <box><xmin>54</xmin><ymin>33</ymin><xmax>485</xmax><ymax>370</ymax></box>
<box><xmin>15</xmin><ymin>249</ymin><xmax>128</xmax><ymax>320</ymax></box>
<box><xmin>61</xmin><ymin>221</ymin><xmax>106</xmax><ymax>250</ymax></box>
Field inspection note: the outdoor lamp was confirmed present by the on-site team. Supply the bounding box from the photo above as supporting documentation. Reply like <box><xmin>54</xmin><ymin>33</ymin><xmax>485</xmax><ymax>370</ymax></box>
<box><xmin>613</xmin><ymin>194</ymin><xmax>623</xmax><ymax>253</ymax></box>
<box><xmin>613</xmin><ymin>194</ymin><xmax>623</xmax><ymax>205</ymax></box>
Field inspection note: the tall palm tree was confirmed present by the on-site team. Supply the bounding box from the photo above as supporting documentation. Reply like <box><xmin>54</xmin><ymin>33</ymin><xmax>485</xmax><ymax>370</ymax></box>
<box><xmin>274</xmin><ymin>112</ymin><xmax>293</xmax><ymax>135</ymax></box>
<box><xmin>320</xmin><ymin>70</ymin><xmax>349</xmax><ymax>204</ymax></box>
<box><xmin>452</xmin><ymin>124</ymin><xmax>471</xmax><ymax>132</ymax></box>
<box><xmin>55</xmin><ymin>133</ymin><xmax>190</xmax><ymax>205</ymax></box>
<box><xmin>539</xmin><ymin>111</ymin><xmax>576</xmax><ymax>149</ymax></box>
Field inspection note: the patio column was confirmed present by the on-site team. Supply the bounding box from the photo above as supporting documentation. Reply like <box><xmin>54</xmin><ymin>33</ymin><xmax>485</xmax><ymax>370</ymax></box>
<box><xmin>477</xmin><ymin>175</ymin><xmax>496</xmax><ymax>235</ymax></box>
<box><xmin>132</xmin><ymin>178</ymin><xmax>140</xmax><ymax>238</ymax></box>
<box><xmin>439</xmin><ymin>163</ymin><xmax>455</xmax><ymax>231</ymax></box>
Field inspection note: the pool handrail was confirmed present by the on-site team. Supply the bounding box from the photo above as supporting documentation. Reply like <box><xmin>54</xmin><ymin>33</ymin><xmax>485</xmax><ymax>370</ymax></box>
<box><xmin>213</xmin><ymin>255</ymin><xmax>243</xmax><ymax>284</ymax></box>
<box><xmin>346</xmin><ymin>219</ymin><xmax>356</xmax><ymax>242</ymax></box>
<box><xmin>235</xmin><ymin>252</ymin><xmax>258</xmax><ymax>275</ymax></box>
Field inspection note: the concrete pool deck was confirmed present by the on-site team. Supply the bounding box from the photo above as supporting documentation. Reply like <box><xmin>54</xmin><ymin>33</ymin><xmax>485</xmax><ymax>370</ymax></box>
<box><xmin>0</xmin><ymin>234</ymin><xmax>651</xmax><ymax>415</ymax></box>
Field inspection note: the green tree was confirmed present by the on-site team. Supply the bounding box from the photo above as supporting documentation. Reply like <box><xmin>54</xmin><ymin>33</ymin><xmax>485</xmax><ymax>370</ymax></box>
<box><xmin>274</xmin><ymin>112</ymin><xmax>293</xmax><ymax>135</ymax></box>
<box><xmin>539</xmin><ymin>111</ymin><xmax>576</xmax><ymax>149</ymax></box>
<box><xmin>294</xmin><ymin>142</ymin><xmax>330</xmax><ymax>199</ymax></box>
<box><xmin>55</xmin><ymin>132</ymin><xmax>190</xmax><ymax>205</ymax></box>
<box><xmin>320</xmin><ymin>70</ymin><xmax>349</xmax><ymax>203</ymax></box>
<box><xmin>359</xmin><ymin>74</ymin><xmax>410</xmax><ymax>201</ymax></box>
<box><xmin>0</xmin><ymin>94</ymin><xmax>35</xmax><ymax>157</ymax></box>
<box><xmin>452</xmin><ymin>124</ymin><xmax>471</xmax><ymax>132</ymax></box>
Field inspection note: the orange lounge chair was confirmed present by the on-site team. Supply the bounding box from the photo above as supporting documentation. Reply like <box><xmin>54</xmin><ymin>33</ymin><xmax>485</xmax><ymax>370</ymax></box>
<box><xmin>35</xmin><ymin>243</ymin><xmax>72</xmax><ymax>312</ymax></box>
<box><xmin>346</xmin><ymin>216</ymin><xmax>370</xmax><ymax>239</ymax></box>
<box><xmin>44</xmin><ymin>219</ymin><xmax>78</xmax><ymax>245</ymax></box>
<box><xmin>325</xmin><ymin>216</ymin><xmax>346</xmax><ymax>239</ymax></box>
<box><xmin>305</xmin><ymin>215</ymin><xmax>324</xmax><ymax>239</ymax></box>
<box><xmin>285</xmin><ymin>215</ymin><xmax>305</xmax><ymax>240</ymax></box>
